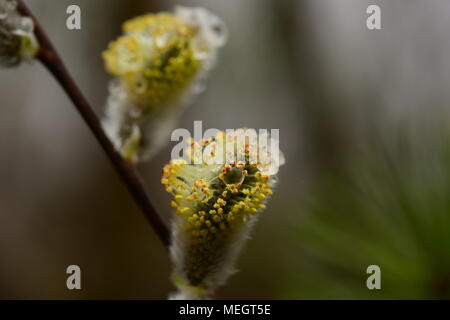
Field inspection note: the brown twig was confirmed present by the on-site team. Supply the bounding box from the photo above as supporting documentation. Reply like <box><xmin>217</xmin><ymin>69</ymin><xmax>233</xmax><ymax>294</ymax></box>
<box><xmin>17</xmin><ymin>0</ymin><xmax>170</xmax><ymax>247</ymax></box>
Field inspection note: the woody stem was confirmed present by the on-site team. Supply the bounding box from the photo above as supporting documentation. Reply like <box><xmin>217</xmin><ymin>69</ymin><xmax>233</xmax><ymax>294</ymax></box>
<box><xmin>17</xmin><ymin>0</ymin><xmax>171</xmax><ymax>247</ymax></box>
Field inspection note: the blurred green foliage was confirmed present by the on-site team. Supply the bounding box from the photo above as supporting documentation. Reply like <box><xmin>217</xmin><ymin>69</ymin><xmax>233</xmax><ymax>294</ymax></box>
<box><xmin>283</xmin><ymin>124</ymin><xmax>450</xmax><ymax>299</ymax></box>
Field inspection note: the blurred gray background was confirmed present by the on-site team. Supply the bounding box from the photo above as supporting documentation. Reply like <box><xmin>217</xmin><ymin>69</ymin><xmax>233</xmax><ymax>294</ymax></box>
<box><xmin>1</xmin><ymin>0</ymin><xmax>450</xmax><ymax>299</ymax></box>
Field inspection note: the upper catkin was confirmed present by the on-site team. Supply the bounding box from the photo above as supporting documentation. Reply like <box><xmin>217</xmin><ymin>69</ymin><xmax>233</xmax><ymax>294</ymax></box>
<box><xmin>102</xmin><ymin>6</ymin><xmax>227</xmax><ymax>162</ymax></box>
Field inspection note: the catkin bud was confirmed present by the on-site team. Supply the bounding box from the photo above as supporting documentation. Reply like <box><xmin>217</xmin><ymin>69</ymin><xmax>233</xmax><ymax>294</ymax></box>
<box><xmin>162</xmin><ymin>129</ymin><xmax>284</xmax><ymax>299</ymax></box>
<box><xmin>0</xmin><ymin>0</ymin><xmax>39</xmax><ymax>67</ymax></box>
<box><xmin>102</xmin><ymin>6</ymin><xmax>227</xmax><ymax>162</ymax></box>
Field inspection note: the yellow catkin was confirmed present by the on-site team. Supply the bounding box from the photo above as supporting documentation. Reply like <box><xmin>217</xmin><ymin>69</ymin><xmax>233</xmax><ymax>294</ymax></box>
<box><xmin>102</xmin><ymin>13</ymin><xmax>200</xmax><ymax>112</ymax></box>
<box><xmin>162</xmin><ymin>130</ymin><xmax>276</xmax><ymax>286</ymax></box>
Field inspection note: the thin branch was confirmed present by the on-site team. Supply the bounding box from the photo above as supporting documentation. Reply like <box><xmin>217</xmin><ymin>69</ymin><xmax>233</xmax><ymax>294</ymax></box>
<box><xmin>17</xmin><ymin>0</ymin><xmax>171</xmax><ymax>247</ymax></box>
